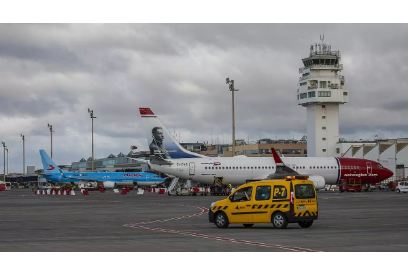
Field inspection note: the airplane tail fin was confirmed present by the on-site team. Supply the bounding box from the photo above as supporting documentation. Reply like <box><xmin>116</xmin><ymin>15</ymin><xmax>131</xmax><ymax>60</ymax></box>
<box><xmin>39</xmin><ymin>149</ymin><xmax>60</xmax><ymax>174</ymax></box>
<box><xmin>271</xmin><ymin>148</ymin><xmax>284</xmax><ymax>165</ymax></box>
<box><xmin>139</xmin><ymin>107</ymin><xmax>205</xmax><ymax>159</ymax></box>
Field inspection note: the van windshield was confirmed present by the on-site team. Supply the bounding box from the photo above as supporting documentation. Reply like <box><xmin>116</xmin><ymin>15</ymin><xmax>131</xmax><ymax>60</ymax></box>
<box><xmin>295</xmin><ymin>184</ymin><xmax>315</xmax><ymax>199</ymax></box>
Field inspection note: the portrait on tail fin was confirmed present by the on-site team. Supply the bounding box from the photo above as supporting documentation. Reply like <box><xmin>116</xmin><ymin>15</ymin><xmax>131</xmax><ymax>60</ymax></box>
<box><xmin>149</xmin><ymin>126</ymin><xmax>170</xmax><ymax>159</ymax></box>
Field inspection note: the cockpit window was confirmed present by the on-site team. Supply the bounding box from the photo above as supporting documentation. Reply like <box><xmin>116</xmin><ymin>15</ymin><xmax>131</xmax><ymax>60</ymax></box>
<box><xmin>378</xmin><ymin>164</ymin><xmax>384</xmax><ymax>169</ymax></box>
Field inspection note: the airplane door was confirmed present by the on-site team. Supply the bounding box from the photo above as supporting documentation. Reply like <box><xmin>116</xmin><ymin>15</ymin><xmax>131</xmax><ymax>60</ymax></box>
<box><xmin>189</xmin><ymin>162</ymin><xmax>195</xmax><ymax>176</ymax></box>
<box><xmin>366</xmin><ymin>162</ymin><xmax>372</xmax><ymax>175</ymax></box>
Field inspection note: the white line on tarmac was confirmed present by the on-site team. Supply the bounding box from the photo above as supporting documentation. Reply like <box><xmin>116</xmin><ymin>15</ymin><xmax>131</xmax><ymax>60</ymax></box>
<box><xmin>123</xmin><ymin>206</ymin><xmax>322</xmax><ymax>252</ymax></box>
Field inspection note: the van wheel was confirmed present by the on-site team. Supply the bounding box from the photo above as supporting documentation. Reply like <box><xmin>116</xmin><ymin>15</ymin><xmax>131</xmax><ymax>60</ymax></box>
<box><xmin>243</xmin><ymin>224</ymin><xmax>254</xmax><ymax>228</ymax></box>
<box><xmin>298</xmin><ymin>220</ymin><xmax>313</xmax><ymax>228</ymax></box>
<box><xmin>396</xmin><ymin>189</ymin><xmax>400</xmax><ymax>193</ymax></box>
<box><xmin>272</xmin><ymin>212</ymin><xmax>288</xmax><ymax>229</ymax></box>
<box><xmin>215</xmin><ymin>212</ymin><xmax>229</xmax><ymax>228</ymax></box>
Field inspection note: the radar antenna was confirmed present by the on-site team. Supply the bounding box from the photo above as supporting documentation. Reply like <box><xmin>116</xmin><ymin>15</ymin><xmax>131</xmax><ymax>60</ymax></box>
<box><xmin>320</xmin><ymin>34</ymin><xmax>325</xmax><ymax>43</ymax></box>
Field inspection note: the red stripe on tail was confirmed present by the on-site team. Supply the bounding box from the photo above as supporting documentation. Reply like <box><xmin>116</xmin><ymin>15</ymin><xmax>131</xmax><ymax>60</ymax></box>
<box><xmin>271</xmin><ymin>148</ymin><xmax>284</xmax><ymax>165</ymax></box>
<box><xmin>139</xmin><ymin>107</ymin><xmax>155</xmax><ymax>117</ymax></box>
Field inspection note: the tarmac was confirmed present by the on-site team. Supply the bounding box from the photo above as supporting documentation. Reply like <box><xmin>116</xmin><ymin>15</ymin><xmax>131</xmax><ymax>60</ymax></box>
<box><xmin>0</xmin><ymin>189</ymin><xmax>407</xmax><ymax>252</ymax></box>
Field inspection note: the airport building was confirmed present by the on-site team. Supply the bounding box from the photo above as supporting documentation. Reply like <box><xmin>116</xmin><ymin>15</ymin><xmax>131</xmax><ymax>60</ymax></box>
<box><xmin>181</xmin><ymin>139</ymin><xmax>307</xmax><ymax>157</ymax></box>
<box><xmin>227</xmin><ymin>139</ymin><xmax>307</xmax><ymax>157</ymax></box>
<box><xmin>71</xmin><ymin>151</ymin><xmax>149</xmax><ymax>172</ymax></box>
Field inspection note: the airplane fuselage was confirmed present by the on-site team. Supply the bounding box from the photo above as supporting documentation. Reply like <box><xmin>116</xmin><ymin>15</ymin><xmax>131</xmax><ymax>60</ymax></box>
<box><xmin>151</xmin><ymin>156</ymin><xmax>392</xmax><ymax>186</ymax></box>
<box><xmin>43</xmin><ymin>170</ymin><xmax>165</xmax><ymax>186</ymax></box>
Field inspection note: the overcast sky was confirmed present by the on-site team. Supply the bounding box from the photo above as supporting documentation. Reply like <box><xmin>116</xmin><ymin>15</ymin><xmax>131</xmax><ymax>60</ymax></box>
<box><xmin>0</xmin><ymin>24</ymin><xmax>407</xmax><ymax>172</ymax></box>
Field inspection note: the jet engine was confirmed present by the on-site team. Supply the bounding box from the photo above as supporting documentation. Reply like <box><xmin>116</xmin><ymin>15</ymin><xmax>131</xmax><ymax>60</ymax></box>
<box><xmin>308</xmin><ymin>175</ymin><xmax>325</xmax><ymax>190</ymax></box>
<box><xmin>102</xmin><ymin>181</ymin><xmax>115</xmax><ymax>188</ymax></box>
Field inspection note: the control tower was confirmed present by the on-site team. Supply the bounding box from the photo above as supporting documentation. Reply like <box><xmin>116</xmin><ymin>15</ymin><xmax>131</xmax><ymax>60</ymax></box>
<box><xmin>297</xmin><ymin>37</ymin><xmax>349</xmax><ymax>157</ymax></box>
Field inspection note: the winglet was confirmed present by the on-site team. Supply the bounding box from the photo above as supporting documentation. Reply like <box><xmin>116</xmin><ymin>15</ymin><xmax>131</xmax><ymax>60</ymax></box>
<box><xmin>271</xmin><ymin>148</ymin><xmax>284</xmax><ymax>165</ymax></box>
<box><xmin>139</xmin><ymin>107</ymin><xmax>156</xmax><ymax>117</ymax></box>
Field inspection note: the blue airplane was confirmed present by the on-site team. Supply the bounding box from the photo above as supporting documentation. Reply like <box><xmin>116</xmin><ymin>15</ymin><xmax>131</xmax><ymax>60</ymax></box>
<box><xmin>39</xmin><ymin>149</ymin><xmax>166</xmax><ymax>189</ymax></box>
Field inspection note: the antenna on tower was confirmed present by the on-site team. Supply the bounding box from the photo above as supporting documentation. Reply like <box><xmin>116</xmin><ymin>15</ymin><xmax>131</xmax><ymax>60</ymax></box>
<box><xmin>320</xmin><ymin>34</ymin><xmax>325</xmax><ymax>43</ymax></box>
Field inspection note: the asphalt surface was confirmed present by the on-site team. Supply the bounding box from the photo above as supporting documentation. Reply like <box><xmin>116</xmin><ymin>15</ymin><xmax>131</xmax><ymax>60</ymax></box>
<box><xmin>0</xmin><ymin>189</ymin><xmax>407</xmax><ymax>252</ymax></box>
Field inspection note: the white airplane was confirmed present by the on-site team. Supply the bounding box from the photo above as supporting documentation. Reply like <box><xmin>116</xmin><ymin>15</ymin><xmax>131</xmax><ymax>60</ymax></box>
<box><xmin>138</xmin><ymin>107</ymin><xmax>393</xmax><ymax>189</ymax></box>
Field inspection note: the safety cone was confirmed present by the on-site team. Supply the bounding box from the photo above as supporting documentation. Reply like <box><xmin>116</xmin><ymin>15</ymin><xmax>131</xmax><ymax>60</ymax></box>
<box><xmin>52</xmin><ymin>189</ymin><xmax>56</xmax><ymax>195</ymax></box>
<box><xmin>36</xmin><ymin>189</ymin><xmax>40</xmax><ymax>195</ymax></box>
<box><xmin>70</xmin><ymin>189</ymin><xmax>75</xmax><ymax>196</ymax></box>
<box><xmin>46</xmin><ymin>189</ymin><xmax>51</xmax><ymax>195</ymax></box>
<box><xmin>57</xmin><ymin>190</ymin><xmax>61</xmax><ymax>195</ymax></box>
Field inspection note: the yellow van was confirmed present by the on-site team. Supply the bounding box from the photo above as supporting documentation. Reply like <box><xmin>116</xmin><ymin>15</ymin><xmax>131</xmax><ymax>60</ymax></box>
<box><xmin>208</xmin><ymin>177</ymin><xmax>318</xmax><ymax>229</ymax></box>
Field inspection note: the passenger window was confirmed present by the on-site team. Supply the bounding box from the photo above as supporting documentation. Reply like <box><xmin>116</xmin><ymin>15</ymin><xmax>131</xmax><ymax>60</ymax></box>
<box><xmin>255</xmin><ymin>186</ymin><xmax>271</xmax><ymax>200</ymax></box>
<box><xmin>231</xmin><ymin>187</ymin><xmax>253</xmax><ymax>202</ymax></box>
<box><xmin>273</xmin><ymin>185</ymin><xmax>287</xmax><ymax>199</ymax></box>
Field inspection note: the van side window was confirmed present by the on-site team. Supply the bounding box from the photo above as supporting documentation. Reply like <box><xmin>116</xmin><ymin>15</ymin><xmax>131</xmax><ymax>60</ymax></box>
<box><xmin>231</xmin><ymin>187</ymin><xmax>252</xmax><ymax>202</ymax></box>
<box><xmin>255</xmin><ymin>186</ymin><xmax>271</xmax><ymax>200</ymax></box>
<box><xmin>273</xmin><ymin>185</ymin><xmax>287</xmax><ymax>199</ymax></box>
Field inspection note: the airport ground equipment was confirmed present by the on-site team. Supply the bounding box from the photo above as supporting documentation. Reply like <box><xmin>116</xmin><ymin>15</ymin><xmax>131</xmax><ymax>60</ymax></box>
<box><xmin>210</xmin><ymin>177</ymin><xmax>231</xmax><ymax>196</ymax></box>
<box><xmin>0</xmin><ymin>181</ymin><xmax>6</xmax><ymax>191</ymax></box>
<box><xmin>209</xmin><ymin>176</ymin><xmax>318</xmax><ymax>229</ymax></box>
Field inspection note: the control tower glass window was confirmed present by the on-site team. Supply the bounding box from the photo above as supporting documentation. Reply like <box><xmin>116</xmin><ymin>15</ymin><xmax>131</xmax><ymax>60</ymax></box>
<box><xmin>320</xmin><ymin>81</ymin><xmax>327</xmax><ymax>88</ymax></box>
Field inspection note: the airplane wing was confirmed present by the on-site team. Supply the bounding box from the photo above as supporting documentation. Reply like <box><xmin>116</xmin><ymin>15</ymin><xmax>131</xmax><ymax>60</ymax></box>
<box><xmin>126</xmin><ymin>156</ymin><xmax>173</xmax><ymax>166</ymax></box>
<box><xmin>267</xmin><ymin>148</ymin><xmax>326</xmax><ymax>189</ymax></box>
<box><xmin>126</xmin><ymin>157</ymin><xmax>151</xmax><ymax>164</ymax></box>
<box><xmin>266</xmin><ymin>148</ymin><xmax>300</xmax><ymax>179</ymax></box>
<box><xmin>149</xmin><ymin>156</ymin><xmax>173</xmax><ymax>165</ymax></box>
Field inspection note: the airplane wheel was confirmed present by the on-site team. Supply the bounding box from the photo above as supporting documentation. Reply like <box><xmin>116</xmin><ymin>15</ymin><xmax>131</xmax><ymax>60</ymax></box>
<box><xmin>396</xmin><ymin>189</ymin><xmax>400</xmax><ymax>193</ymax></box>
<box><xmin>298</xmin><ymin>220</ymin><xmax>313</xmax><ymax>228</ymax></box>
<box><xmin>215</xmin><ymin>212</ymin><xmax>229</xmax><ymax>228</ymax></box>
<box><xmin>243</xmin><ymin>224</ymin><xmax>254</xmax><ymax>228</ymax></box>
<box><xmin>272</xmin><ymin>212</ymin><xmax>288</xmax><ymax>229</ymax></box>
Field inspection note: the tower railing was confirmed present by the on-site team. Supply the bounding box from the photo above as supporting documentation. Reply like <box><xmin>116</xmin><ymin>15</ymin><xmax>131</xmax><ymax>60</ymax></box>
<box><xmin>308</xmin><ymin>64</ymin><xmax>343</xmax><ymax>70</ymax></box>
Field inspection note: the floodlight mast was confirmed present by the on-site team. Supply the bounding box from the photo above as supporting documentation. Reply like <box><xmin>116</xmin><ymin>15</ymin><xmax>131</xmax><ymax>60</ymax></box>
<box><xmin>47</xmin><ymin>123</ymin><xmax>54</xmax><ymax>159</ymax></box>
<box><xmin>1</xmin><ymin>141</ymin><xmax>6</xmax><ymax>181</ymax></box>
<box><xmin>20</xmin><ymin>134</ymin><xmax>25</xmax><ymax>175</ymax></box>
<box><xmin>88</xmin><ymin>108</ymin><xmax>97</xmax><ymax>171</ymax></box>
<box><xmin>226</xmin><ymin>77</ymin><xmax>239</xmax><ymax>157</ymax></box>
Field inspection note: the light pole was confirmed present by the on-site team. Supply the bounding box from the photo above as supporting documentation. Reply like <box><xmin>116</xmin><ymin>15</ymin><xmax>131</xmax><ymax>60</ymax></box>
<box><xmin>47</xmin><ymin>123</ymin><xmax>54</xmax><ymax>158</ymax></box>
<box><xmin>88</xmin><ymin>108</ymin><xmax>96</xmax><ymax>171</ymax></box>
<box><xmin>226</xmin><ymin>77</ymin><xmax>239</xmax><ymax>157</ymax></box>
<box><xmin>5</xmin><ymin>147</ymin><xmax>8</xmax><ymax>176</ymax></box>
<box><xmin>1</xmin><ymin>141</ymin><xmax>5</xmax><ymax>181</ymax></box>
<box><xmin>20</xmin><ymin>133</ymin><xmax>25</xmax><ymax>175</ymax></box>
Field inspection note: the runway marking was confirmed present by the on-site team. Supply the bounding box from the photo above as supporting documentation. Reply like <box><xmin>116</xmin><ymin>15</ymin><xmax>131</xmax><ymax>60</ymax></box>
<box><xmin>123</xmin><ymin>206</ymin><xmax>321</xmax><ymax>252</ymax></box>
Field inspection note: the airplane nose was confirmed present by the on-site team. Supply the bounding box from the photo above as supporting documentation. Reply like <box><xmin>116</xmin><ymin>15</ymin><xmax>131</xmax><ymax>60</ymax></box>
<box><xmin>380</xmin><ymin>168</ymin><xmax>394</xmax><ymax>181</ymax></box>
